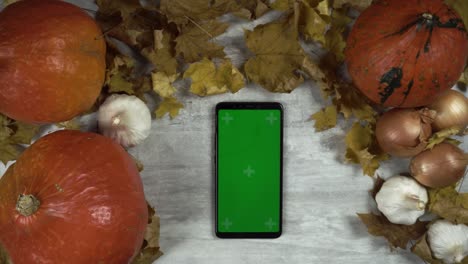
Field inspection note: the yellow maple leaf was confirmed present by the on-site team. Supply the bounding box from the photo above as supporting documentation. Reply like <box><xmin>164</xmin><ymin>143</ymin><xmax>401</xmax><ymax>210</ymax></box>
<box><xmin>183</xmin><ymin>58</ymin><xmax>245</xmax><ymax>96</ymax></box>
<box><xmin>311</xmin><ymin>105</ymin><xmax>337</xmax><ymax>132</ymax></box>
<box><xmin>245</xmin><ymin>17</ymin><xmax>305</xmax><ymax>93</ymax></box>
<box><xmin>155</xmin><ymin>97</ymin><xmax>184</xmax><ymax>119</ymax></box>
<box><xmin>151</xmin><ymin>72</ymin><xmax>178</xmax><ymax>98</ymax></box>
<box><xmin>296</xmin><ymin>1</ymin><xmax>330</xmax><ymax>45</ymax></box>
<box><xmin>175</xmin><ymin>20</ymin><xmax>229</xmax><ymax>63</ymax></box>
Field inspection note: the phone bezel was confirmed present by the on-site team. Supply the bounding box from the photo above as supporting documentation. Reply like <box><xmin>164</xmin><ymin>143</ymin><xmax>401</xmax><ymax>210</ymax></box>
<box><xmin>215</xmin><ymin>102</ymin><xmax>283</xmax><ymax>239</ymax></box>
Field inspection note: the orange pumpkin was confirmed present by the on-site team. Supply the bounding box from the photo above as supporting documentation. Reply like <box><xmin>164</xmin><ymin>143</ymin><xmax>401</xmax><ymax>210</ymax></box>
<box><xmin>0</xmin><ymin>130</ymin><xmax>148</xmax><ymax>263</ymax></box>
<box><xmin>345</xmin><ymin>0</ymin><xmax>468</xmax><ymax>108</ymax></box>
<box><xmin>0</xmin><ymin>0</ymin><xmax>106</xmax><ymax>123</ymax></box>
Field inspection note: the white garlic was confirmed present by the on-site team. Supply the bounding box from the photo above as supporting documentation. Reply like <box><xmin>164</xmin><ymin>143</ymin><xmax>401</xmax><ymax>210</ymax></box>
<box><xmin>97</xmin><ymin>94</ymin><xmax>151</xmax><ymax>148</ymax></box>
<box><xmin>428</xmin><ymin>220</ymin><xmax>468</xmax><ymax>264</ymax></box>
<box><xmin>375</xmin><ymin>175</ymin><xmax>428</xmax><ymax>225</ymax></box>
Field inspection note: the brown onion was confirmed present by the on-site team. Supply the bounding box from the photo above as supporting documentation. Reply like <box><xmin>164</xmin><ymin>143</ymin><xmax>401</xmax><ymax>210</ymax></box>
<box><xmin>410</xmin><ymin>142</ymin><xmax>468</xmax><ymax>188</ymax></box>
<box><xmin>428</xmin><ymin>90</ymin><xmax>468</xmax><ymax>131</ymax></box>
<box><xmin>376</xmin><ymin>108</ymin><xmax>435</xmax><ymax>157</ymax></box>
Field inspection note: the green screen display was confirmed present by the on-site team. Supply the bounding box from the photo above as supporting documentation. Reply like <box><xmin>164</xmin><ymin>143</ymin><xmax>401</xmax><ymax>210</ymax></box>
<box><xmin>217</xmin><ymin>109</ymin><xmax>281</xmax><ymax>233</ymax></box>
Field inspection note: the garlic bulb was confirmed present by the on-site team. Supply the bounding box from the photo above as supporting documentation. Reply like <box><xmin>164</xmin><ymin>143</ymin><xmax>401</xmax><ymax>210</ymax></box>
<box><xmin>375</xmin><ymin>175</ymin><xmax>428</xmax><ymax>225</ymax></box>
<box><xmin>98</xmin><ymin>94</ymin><xmax>151</xmax><ymax>148</ymax></box>
<box><xmin>427</xmin><ymin>220</ymin><xmax>468</xmax><ymax>264</ymax></box>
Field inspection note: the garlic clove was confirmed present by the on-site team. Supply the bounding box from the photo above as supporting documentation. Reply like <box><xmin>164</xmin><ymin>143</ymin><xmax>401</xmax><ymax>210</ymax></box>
<box><xmin>375</xmin><ymin>175</ymin><xmax>428</xmax><ymax>225</ymax></box>
<box><xmin>427</xmin><ymin>220</ymin><xmax>468</xmax><ymax>264</ymax></box>
<box><xmin>97</xmin><ymin>94</ymin><xmax>152</xmax><ymax>148</ymax></box>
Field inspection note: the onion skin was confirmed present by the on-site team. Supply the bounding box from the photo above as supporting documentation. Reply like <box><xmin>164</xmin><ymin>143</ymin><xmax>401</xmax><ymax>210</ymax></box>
<box><xmin>376</xmin><ymin>108</ymin><xmax>435</xmax><ymax>157</ymax></box>
<box><xmin>410</xmin><ymin>143</ymin><xmax>468</xmax><ymax>188</ymax></box>
<box><xmin>428</xmin><ymin>90</ymin><xmax>468</xmax><ymax>131</ymax></box>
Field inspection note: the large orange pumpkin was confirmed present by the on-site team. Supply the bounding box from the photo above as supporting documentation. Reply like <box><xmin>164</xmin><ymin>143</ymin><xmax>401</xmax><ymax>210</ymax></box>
<box><xmin>0</xmin><ymin>0</ymin><xmax>106</xmax><ymax>123</ymax></box>
<box><xmin>0</xmin><ymin>130</ymin><xmax>148</xmax><ymax>263</ymax></box>
<box><xmin>345</xmin><ymin>0</ymin><xmax>468</xmax><ymax>108</ymax></box>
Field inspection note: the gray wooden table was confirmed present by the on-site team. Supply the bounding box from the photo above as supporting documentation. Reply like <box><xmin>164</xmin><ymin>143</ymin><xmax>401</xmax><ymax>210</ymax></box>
<box><xmin>1</xmin><ymin>1</ymin><xmax>466</xmax><ymax>263</ymax></box>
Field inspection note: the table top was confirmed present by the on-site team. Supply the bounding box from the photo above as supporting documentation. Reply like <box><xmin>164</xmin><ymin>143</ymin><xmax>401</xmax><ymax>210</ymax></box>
<box><xmin>1</xmin><ymin>1</ymin><xmax>466</xmax><ymax>263</ymax></box>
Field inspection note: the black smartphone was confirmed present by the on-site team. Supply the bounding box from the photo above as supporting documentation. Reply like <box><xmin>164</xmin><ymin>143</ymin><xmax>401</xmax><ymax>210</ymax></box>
<box><xmin>215</xmin><ymin>102</ymin><xmax>283</xmax><ymax>238</ymax></box>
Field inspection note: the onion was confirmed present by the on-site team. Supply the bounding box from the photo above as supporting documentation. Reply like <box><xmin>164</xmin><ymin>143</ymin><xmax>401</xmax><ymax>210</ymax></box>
<box><xmin>428</xmin><ymin>90</ymin><xmax>468</xmax><ymax>131</ymax></box>
<box><xmin>376</xmin><ymin>108</ymin><xmax>435</xmax><ymax>157</ymax></box>
<box><xmin>410</xmin><ymin>142</ymin><xmax>468</xmax><ymax>188</ymax></box>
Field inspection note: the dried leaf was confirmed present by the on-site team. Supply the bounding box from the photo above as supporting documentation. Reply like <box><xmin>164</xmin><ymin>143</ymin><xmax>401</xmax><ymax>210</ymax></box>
<box><xmin>0</xmin><ymin>243</ymin><xmax>11</xmax><ymax>264</ymax></box>
<box><xmin>324</xmin><ymin>9</ymin><xmax>352</xmax><ymax>62</ymax></box>
<box><xmin>0</xmin><ymin>115</ymin><xmax>39</xmax><ymax>165</ymax></box>
<box><xmin>428</xmin><ymin>186</ymin><xmax>468</xmax><ymax>224</ymax></box>
<box><xmin>302</xmin><ymin>56</ymin><xmax>333</xmax><ymax>98</ymax></box>
<box><xmin>175</xmin><ymin>20</ymin><xmax>229</xmax><ymax>62</ymax></box>
<box><xmin>245</xmin><ymin>17</ymin><xmax>305</xmax><ymax>93</ymax></box>
<box><xmin>108</xmin><ymin>71</ymin><xmax>135</xmax><ymax>94</ymax></box>
<box><xmin>345</xmin><ymin>123</ymin><xmax>389</xmax><ymax>176</ymax></box>
<box><xmin>296</xmin><ymin>1</ymin><xmax>329</xmax><ymax>45</ymax></box>
<box><xmin>333</xmin><ymin>0</ymin><xmax>372</xmax><ymax>11</ymax></box>
<box><xmin>411</xmin><ymin>234</ymin><xmax>443</xmax><ymax>264</ymax></box>
<box><xmin>151</xmin><ymin>72</ymin><xmax>178</xmax><ymax>98</ymax></box>
<box><xmin>2</xmin><ymin>0</ymin><xmax>19</xmax><ymax>8</ymax></box>
<box><xmin>357</xmin><ymin>213</ymin><xmax>428</xmax><ymax>249</ymax></box>
<box><xmin>183</xmin><ymin>58</ymin><xmax>245</xmax><ymax>96</ymax></box>
<box><xmin>311</xmin><ymin>105</ymin><xmax>337</xmax><ymax>131</ymax></box>
<box><xmin>270</xmin><ymin>0</ymin><xmax>294</xmax><ymax>11</ymax></box>
<box><xmin>457</xmin><ymin>67</ymin><xmax>468</xmax><ymax>91</ymax></box>
<box><xmin>132</xmin><ymin>203</ymin><xmax>163</xmax><ymax>264</ymax></box>
<box><xmin>335</xmin><ymin>84</ymin><xmax>376</xmax><ymax>122</ymax></box>
<box><xmin>155</xmin><ymin>97</ymin><xmax>184</xmax><ymax>119</ymax></box>
<box><xmin>445</xmin><ymin>0</ymin><xmax>468</xmax><ymax>29</ymax></box>
<box><xmin>255</xmin><ymin>0</ymin><xmax>270</xmax><ymax>18</ymax></box>
<box><xmin>370</xmin><ymin>175</ymin><xmax>385</xmax><ymax>199</ymax></box>
<box><xmin>426</xmin><ymin>127</ymin><xmax>462</xmax><ymax>149</ymax></box>
<box><xmin>160</xmin><ymin>0</ymin><xmax>242</xmax><ymax>25</ymax></box>
<box><xmin>142</xmin><ymin>30</ymin><xmax>178</xmax><ymax>76</ymax></box>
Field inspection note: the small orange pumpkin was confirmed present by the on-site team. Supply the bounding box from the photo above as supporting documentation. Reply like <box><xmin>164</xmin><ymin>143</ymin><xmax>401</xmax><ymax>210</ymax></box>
<box><xmin>0</xmin><ymin>0</ymin><xmax>106</xmax><ymax>123</ymax></box>
<box><xmin>345</xmin><ymin>0</ymin><xmax>468</xmax><ymax>108</ymax></box>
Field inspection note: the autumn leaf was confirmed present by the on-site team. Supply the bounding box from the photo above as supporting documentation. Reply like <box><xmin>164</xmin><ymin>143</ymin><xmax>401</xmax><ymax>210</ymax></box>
<box><xmin>333</xmin><ymin>0</ymin><xmax>372</xmax><ymax>11</ymax></box>
<box><xmin>426</xmin><ymin>127</ymin><xmax>462</xmax><ymax>149</ymax></box>
<box><xmin>370</xmin><ymin>175</ymin><xmax>385</xmax><ymax>199</ymax></box>
<box><xmin>0</xmin><ymin>115</ymin><xmax>39</xmax><ymax>165</ymax></box>
<box><xmin>345</xmin><ymin>122</ymin><xmax>389</xmax><ymax>176</ymax></box>
<box><xmin>175</xmin><ymin>20</ymin><xmax>229</xmax><ymax>63</ymax></box>
<box><xmin>411</xmin><ymin>234</ymin><xmax>443</xmax><ymax>264</ymax></box>
<box><xmin>324</xmin><ymin>9</ymin><xmax>352</xmax><ymax>62</ymax></box>
<box><xmin>255</xmin><ymin>0</ymin><xmax>270</xmax><ymax>18</ymax></box>
<box><xmin>445</xmin><ymin>0</ymin><xmax>468</xmax><ymax>29</ymax></box>
<box><xmin>96</xmin><ymin>0</ymin><xmax>141</xmax><ymax>21</ymax></box>
<box><xmin>296</xmin><ymin>0</ymin><xmax>330</xmax><ymax>45</ymax></box>
<box><xmin>132</xmin><ymin>203</ymin><xmax>163</xmax><ymax>264</ymax></box>
<box><xmin>428</xmin><ymin>186</ymin><xmax>468</xmax><ymax>224</ymax></box>
<box><xmin>152</xmin><ymin>72</ymin><xmax>178</xmax><ymax>98</ymax></box>
<box><xmin>183</xmin><ymin>58</ymin><xmax>245</xmax><ymax>96</ymax></box>
<box><xmin>357</xmin><ymin>213</ymin><xmax>428</xmax><ymax>249</ymax></box>
<box><xmin>302</xmin><ymin>56</ymin><xmax>333</xmax><ymax>98</ymax></box>
<box><xmin>458</xmin><ymin>67</ymin><xmax>468</xmax><ymax>91</ymax></box>
<box><xmin>270</xmin><ymin>0</ymin><xmax>294</xmax><ymax>11</ymax></box>
<box><xmin>311</xmin><ymin>105</ymin><xmax>337</xmax><ymax>131</ymax></box>
<box><xmin>142</xmin><ymin>30</ymin><xmax>178</xmax><ymax>76</ymax></box>
<box><xmin>245</xmin><ymin>17</ymin><xmax>305</xmax><ymax>93</ymax></box>
<box><xmin>155</xmin><ymin>97</ymin><xmax>184</xmax><ymax>119</ymax></box>
<box><xmin>335</xmin><ymin>83</ymin><xmax>376</xmax><ymax>122</ymax></box>
<box><xmin>160</xmin><ymin>0</ymin><xmax>242</xmax><ymax>25</ymax></box>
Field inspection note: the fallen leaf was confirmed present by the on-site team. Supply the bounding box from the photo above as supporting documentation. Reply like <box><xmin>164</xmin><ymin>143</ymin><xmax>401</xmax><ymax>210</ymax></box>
<box><xmin>457</xmin><ymin>67</ymin><xmax>468</xmax><ymax>91</ymax></box>
<box><xmin>324</xmin><ymin>9</ymin><xmax>352</xmax><ymax>62</ymax></box>
<box><xmin>9</xmin><ymin>122</ymin><xmax>39</xmax><ymax>145</ymax></box>
<box><xmin>255</xmin><ymin>0</ymin><xmax>270</xmax><ymax>18</ymax></box>
<box><xmin>302</xmin><ymin>56</ymin><xmax>333</xmax><ymax>99</ymax></box>
<box><xmin>357</xmin><ymin>213</ymin><xmax>428</xmax><ymax>249</ymax></box>
<box><xmin>2</xmin><ymin>0</ymin><xmax>19</xmax><ymax>8</ymax></box>
<box><xmin>333</xmin><ymin>0</ymin><xmax>372</xmax><ymax>11</ymax></box>
<box><xmin>183</xmin><ymin>58</ymin><xmax>245</xmax><ymax>96</ymax></box>
<box><xmin>142</xmin><ymin>30</ymin><xmax>178</xmax><ymax>76</ymax></box>
<box><xmin>175</xmin><ymin>20</ymin><xmax>229</xmax><ymax>62</ymax></box>
<box><xmin>270</xmin><ymin>0</ymin><xmax>294</xmax><ymax>11</ymax></box>
<box><xmin>428</xmin><ymin>186</ymin><xmax>468</xmax><ymax>224</ymax></box>
<box><xmin>426</xmin><ymin>127</ymin><xmax>462</xmax><ymax>149</ymax></box>
<box><xmin>160</xmin><ymin>0</ymin><xmax>242</xmax><ymax>25</ymax></box>
<box><xmin>155</xmin><ymin>97</ymin><xmax>184</xmax><ymax>119</ymax></box>
<box><xmin>370</xmin><ymin>175</ymin><xmax>385</xmax><ymax>199</ymax></box>
<box><xmin>108</xmin><ymin>71</ymin><xmax>135</xmax><ymax>94</ymax></box>
<box><xmin>0</xmin><ymin>243</ymin><xmax>11</xmax><ymax>264</ymax></box>
<box><xmin>151</xmin><ymin>72</ymin><xmax>178</xmax><ymax>98</ymax></box>
<box><xmin>132</xmin><ymin>203</ymin><xmax>163</xmax><ymax>264</ymax></box>
<box><xmin>345</xmin><ymin>122</ymin><xmax>389</xmax><ymax>176</ymax></box>
<box><xmin>0</xmin><ymin>115</ymin><xmax>39</xmax><ymax>165</ymax></box>
<box><xmin>335</xmin><ymin>83</ymin><xmax>376</xmax><ymax>122</ymax></box>
<box><xmin>445</xmin><ymin>0</ymin><xmax>468</xmax><ymax>29</ymax></box>
<box><xmin>296</xmin><ymin>1</ymin><xmax>329</xmax><ymax>45</ymax></box>
<box><xmin>411</xmin><ymin>234</ymin><xmax>443</xmax><ymax>264</ymax></box>
<box><xmin>311</xmin><ymin>105</ymin><xmax>337</xmax><ymax>131</ymax></box>
<box><xmin>244</xmin><ymin>17</ymin><xmax>305</xmax><ymax>93</ymax></box>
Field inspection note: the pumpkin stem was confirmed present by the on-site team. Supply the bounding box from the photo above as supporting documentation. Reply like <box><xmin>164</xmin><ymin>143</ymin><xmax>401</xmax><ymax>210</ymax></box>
<box><xmin>16</xmin><ymin>194</ymin><xmax>40</xmax><ymax>216</ymax></box>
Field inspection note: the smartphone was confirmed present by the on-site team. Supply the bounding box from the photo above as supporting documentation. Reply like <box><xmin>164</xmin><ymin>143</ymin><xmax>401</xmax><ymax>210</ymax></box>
<box><xmin>215</xmin><ymin>102</ymin><xmax>283</xmax><ymax>238</ymax></box>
